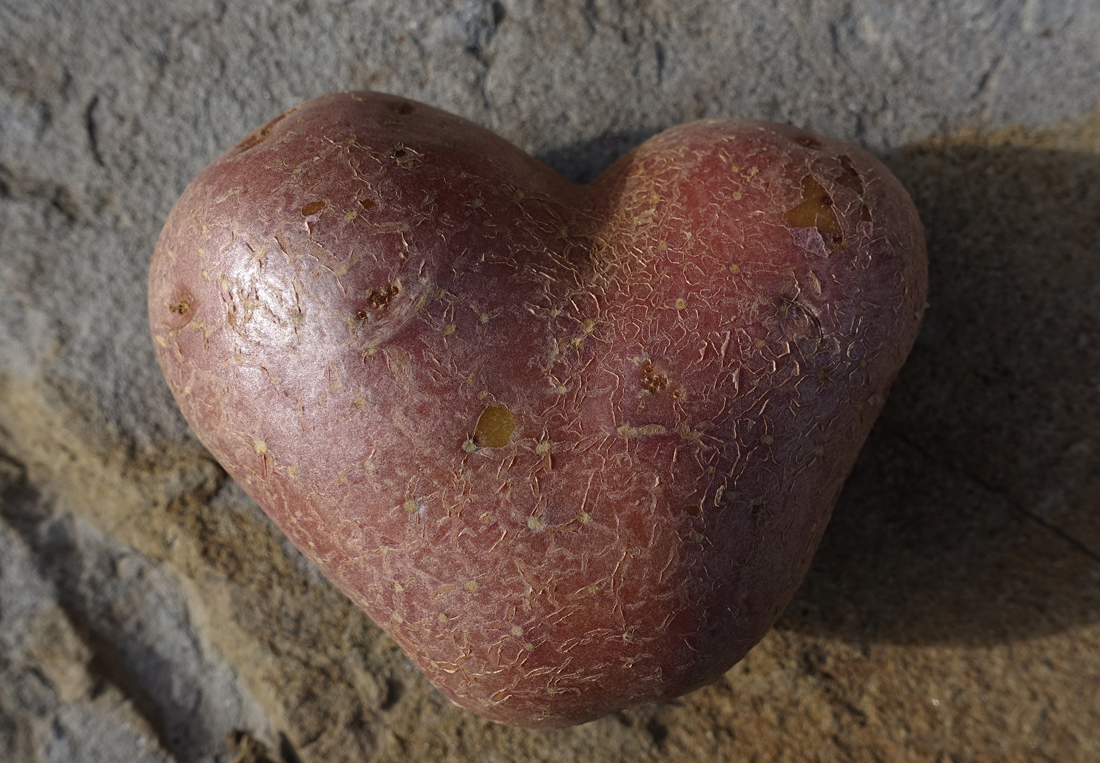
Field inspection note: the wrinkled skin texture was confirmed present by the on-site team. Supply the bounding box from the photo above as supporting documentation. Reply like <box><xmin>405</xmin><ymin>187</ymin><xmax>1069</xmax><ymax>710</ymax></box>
<box><xmin>149</xmin><ymin>92</ymin><xmax>926</xmax><ymax>727</ymax></box>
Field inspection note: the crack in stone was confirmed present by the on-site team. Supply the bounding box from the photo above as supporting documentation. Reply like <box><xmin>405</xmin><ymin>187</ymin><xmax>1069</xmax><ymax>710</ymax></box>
<box><xmin>0</xmin><ymin>162</ymin><xmax>85</xmax><ymax>224</ymax></box>
<box><xmin>879</xmin><ymin>420</ymin><xmax>1100</xmax><ymax>565</ymax></box>
<box><xmin>84</xmin><ymin>95</ymin><xmax>106</xmax><ymax>168</ymax></box>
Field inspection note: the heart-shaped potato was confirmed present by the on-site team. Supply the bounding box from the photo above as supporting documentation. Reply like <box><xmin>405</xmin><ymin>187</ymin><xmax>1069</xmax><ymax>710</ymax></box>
<box><xmin>149</xmin><ymin>91</ymin><xmax>926</xmax><ymax>727</ymax></box>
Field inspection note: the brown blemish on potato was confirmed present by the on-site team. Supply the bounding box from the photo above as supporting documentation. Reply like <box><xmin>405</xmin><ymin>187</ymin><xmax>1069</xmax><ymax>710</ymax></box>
<box><xmin>359</xmin><ymin>198</ymin><xmax>378</xmax><ymax>210</ymax></box>
<box><xmin>640</xmin><ymin>361</ymin><xmax>669</xmax><ymax>394</ymax></box>
<box><xmin>391</xmin><ymin>144</ymin><xmax>423</xmax><ymax>167</ymax></box>
<box><xmin>473</xmin><ymin>405</ymin><xmax>517</xmax><ymax>448</ymax></box>
<box><xmin>783</xmin><ymin>175</ymin><xmax>842</xmax><ymax>243</ymax></box>
<box><xmin>301</xmin><ymin>200</ymin><xmax>326</xmax><ymax>216</ymax></box>
<box><xmin>357</xmin><ymin>283</ymin><xmax>401</xmax><ymax>320</ymax></box>
<box><xmin>164</xmin><ymin>289</ymin><xmax>199</xmax><ymax>332</ymax></box>
<box><xmin>391</xmin><ymin>101</ymin><xmax>415</xmax><ymax>116</ymax></box>
<box><xmin>234</xmin><ymin>108</ymin><xmax>295</xmax><ymax>152</ymax></box>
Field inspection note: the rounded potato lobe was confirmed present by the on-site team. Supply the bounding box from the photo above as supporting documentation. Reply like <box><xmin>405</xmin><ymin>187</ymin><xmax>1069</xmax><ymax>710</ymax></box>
<box><xmin>149</xmin><ymin>91</ymin><xmax>927</xmax><ymax>727</ymax></box>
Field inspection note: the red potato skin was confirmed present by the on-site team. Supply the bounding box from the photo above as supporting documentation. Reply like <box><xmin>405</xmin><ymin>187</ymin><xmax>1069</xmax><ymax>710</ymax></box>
<box><xmin>149</xmin><ymin>91</ymin><xmax>926</xmax><ymax>727</ymax></box>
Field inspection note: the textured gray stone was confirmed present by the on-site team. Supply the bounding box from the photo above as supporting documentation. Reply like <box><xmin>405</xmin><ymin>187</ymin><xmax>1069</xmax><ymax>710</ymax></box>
<box><xmin>0</xmin><ymin>461</ymin><xmax>272</xmax><ymax>763</ymax></box>
<box><xmin>2</xmin><ymin>0</ymin><xmax>1099</xmax><ymax>761</ymax></box>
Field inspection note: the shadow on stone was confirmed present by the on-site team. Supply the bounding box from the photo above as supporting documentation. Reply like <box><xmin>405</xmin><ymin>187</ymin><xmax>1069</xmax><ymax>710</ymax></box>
<box><xmin>782</xmin><ymin>142</ymin><xmax>1100</xmax><ymax>645</ymax></box>
<box><xmin>535</xmin><ymin>128</ymin><xmax>660</xmax><ymax>184</ymax></box>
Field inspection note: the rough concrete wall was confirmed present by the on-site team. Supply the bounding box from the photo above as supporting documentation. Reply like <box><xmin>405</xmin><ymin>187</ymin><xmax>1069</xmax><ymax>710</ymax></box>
<box><xmin>2</xmin><ymin>1</ymin><xmax>1098</xmax><ymax>760</ymax></box>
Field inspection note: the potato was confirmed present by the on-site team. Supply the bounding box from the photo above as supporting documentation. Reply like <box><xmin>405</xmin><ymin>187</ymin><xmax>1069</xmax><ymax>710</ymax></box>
<box><xmin>148</xmin><ymin>91</ymin><xmax>926</xmax><ymax>727</ymax></box>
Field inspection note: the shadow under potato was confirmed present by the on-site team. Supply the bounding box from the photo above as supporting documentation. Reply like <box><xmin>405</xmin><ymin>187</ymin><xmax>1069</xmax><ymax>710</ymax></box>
<box><xmin>547</xmin><ymin>132</ymin><xmax>1100</xmax><ymax>646</ymax></box>
<box><xmin>536</xmin><ymin>128</ymin><xmax>660</xmax><ymax>184</ymax></box>
<box><xmin>783</xmin><ymin>141</ymin><xmax>1100</xmax><ymax>645</ymax></box>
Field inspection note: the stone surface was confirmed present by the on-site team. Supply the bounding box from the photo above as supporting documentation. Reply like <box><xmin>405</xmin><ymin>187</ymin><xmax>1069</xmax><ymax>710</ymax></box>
<box><xmin>1</xmin><ymin>0</ymin><xmax>1099</xmax><ymax>761</ymax></box>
